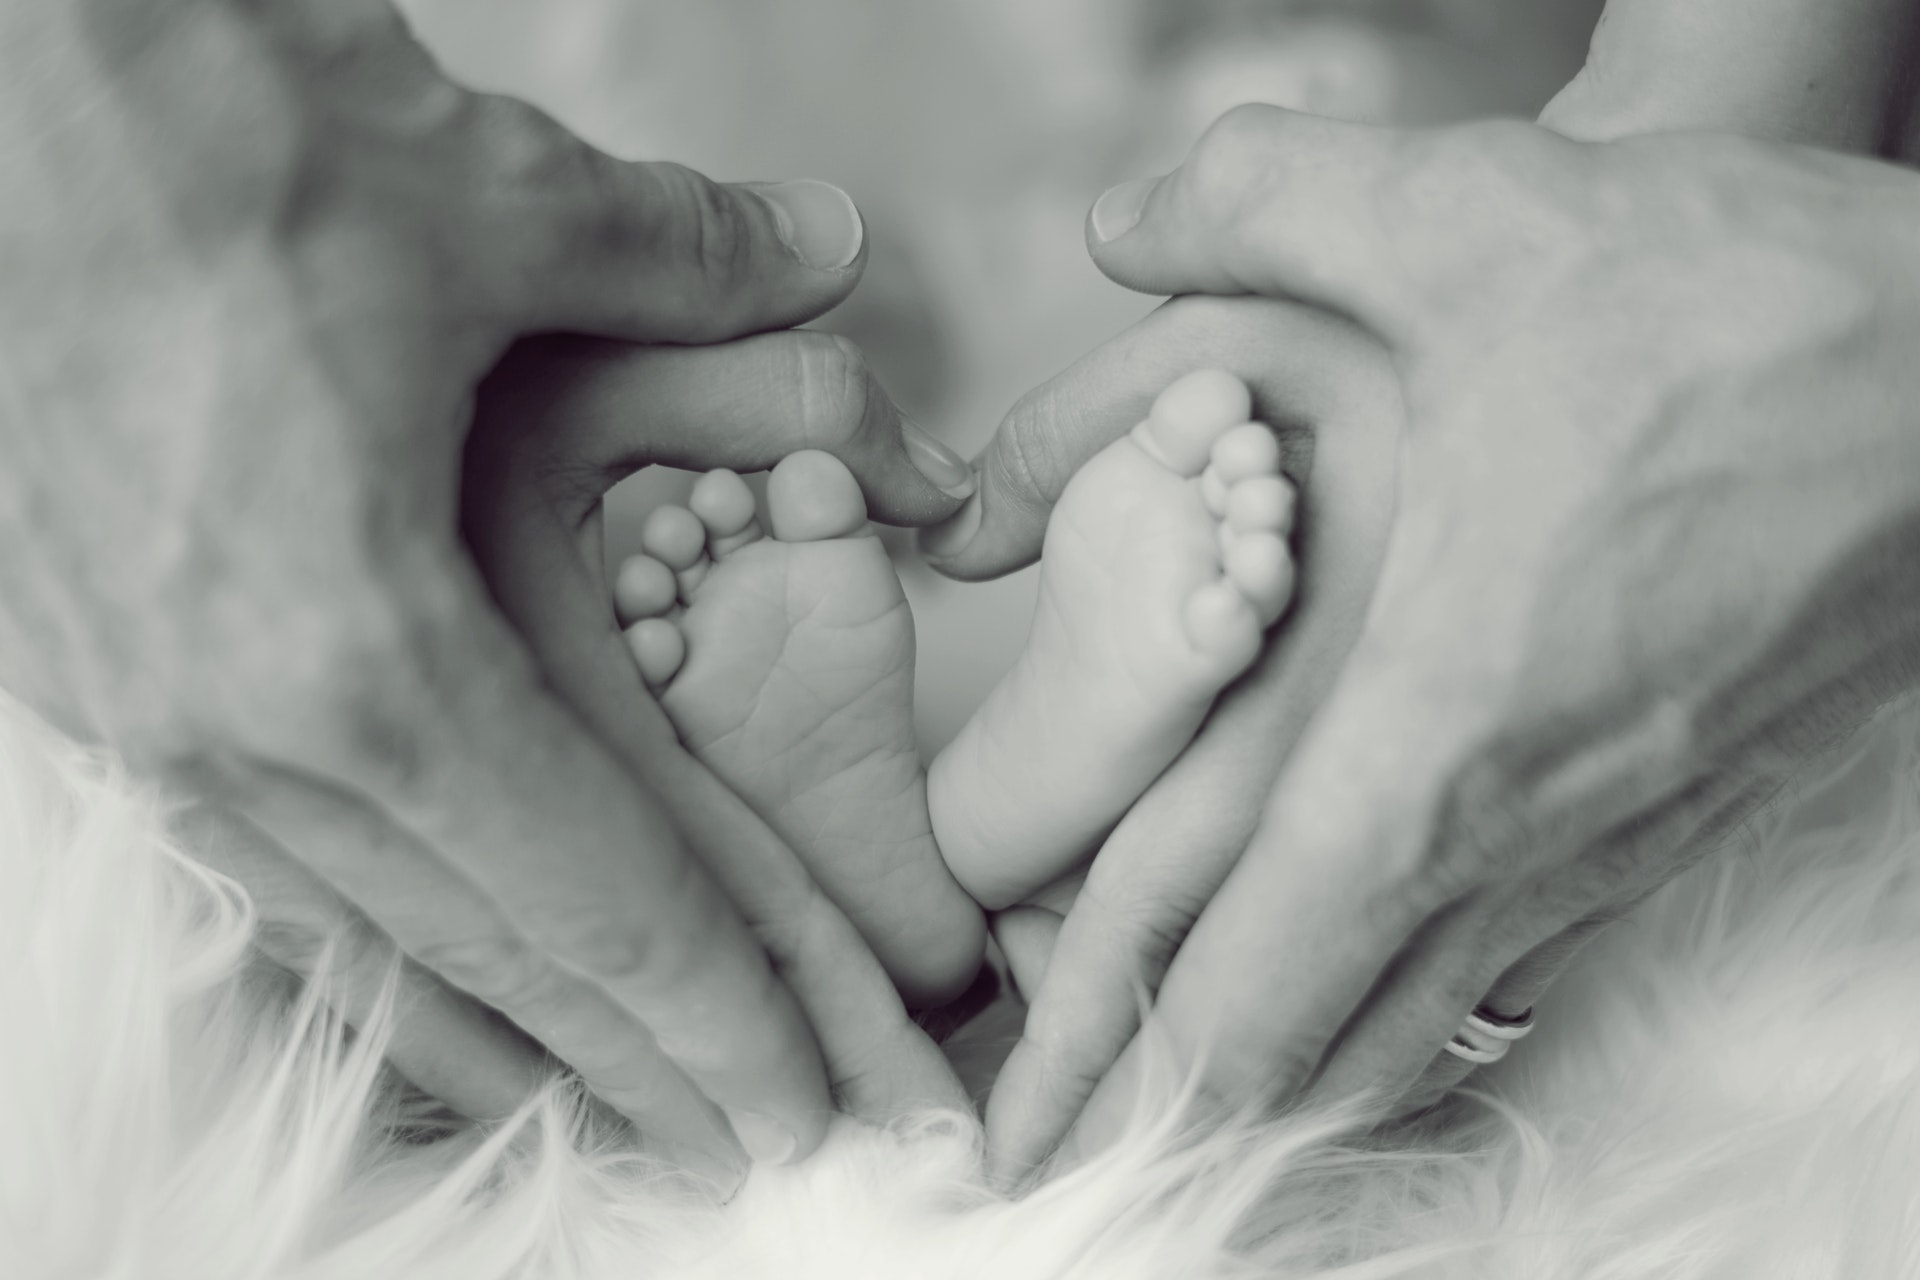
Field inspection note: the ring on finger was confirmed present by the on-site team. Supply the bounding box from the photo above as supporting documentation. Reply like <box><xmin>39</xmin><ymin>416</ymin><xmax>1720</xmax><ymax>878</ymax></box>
<box><xmin>1443</xmin><ymin>1004</ymin><xmax>1534</xmax><ymax>1065</ymax></box>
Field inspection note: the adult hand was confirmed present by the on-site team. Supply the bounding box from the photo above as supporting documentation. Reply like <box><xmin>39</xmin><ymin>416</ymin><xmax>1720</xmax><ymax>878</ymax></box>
<box><xmin>0</xmin><ymin>0</ymin><xmax>970</xmax><ymax>1182</ymax></box>
<box><xmin>937</xmin><ymin>0</ymin><xmax>1920</xmax><ymax>1176</ymax></box>
<box><xmin>1042</xmin><ymin>105</ymin><xmax>1920</xmax><ymax>1149</ymax></box>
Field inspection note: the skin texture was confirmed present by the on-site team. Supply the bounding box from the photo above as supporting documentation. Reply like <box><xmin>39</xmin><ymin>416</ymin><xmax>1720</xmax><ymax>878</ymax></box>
<box><xmin>923</xmin><ymin>0</ymin><xmax>1920</xmax><ymax>1178</ymax></box>
<box><xmin>0</xmin><ymin>0</ymin><xmax>972</xmax><ymax>1186</ymax></box>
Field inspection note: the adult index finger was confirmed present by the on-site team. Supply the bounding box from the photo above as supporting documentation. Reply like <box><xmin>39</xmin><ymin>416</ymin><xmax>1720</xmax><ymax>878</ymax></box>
<box><xmin>480</xmin><ymin>332</ymin><xmax>975</xmax><ymax>530</ymax></box>
<box><xmin>465</xmin><ymin>367</ymin><xmax>971</xmax><ymax>1122</ymax></box>
<box><xmin>984</xmin><ymin>299</ymin><xmax>1400</xmax><ymax>1175</ymax></box>
<box><xmin>920</xmin><ymin>295</ymin><xmax>1379</xmax><ymax>582</ymax></box>
<box><xmin>1062</xmin><ymin>622</ymin><xmax>1491</xmax><ymax>1158</ymax></box>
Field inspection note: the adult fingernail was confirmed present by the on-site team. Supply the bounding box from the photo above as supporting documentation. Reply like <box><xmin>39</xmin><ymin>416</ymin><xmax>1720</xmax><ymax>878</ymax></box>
<box><xmin>638</xmin><ymin>1126</ymin><xmax>748</xmax><ymax>1195</ymax></box>
<box><xmin>747</xmin><ymin>179</ymin><xmax>864</xmax><ymax>271</ymax></box>
<box><xmin>918</xmin><ymin>489</ymin><xmax>982</xmax><ymax>561</ymax></box>
<box><xmin>725</xmin><ymin>1108</ymin><xmax>799</xmax><ymax>1165</ymax></box>
<box><xmin>903</xmin><ymin>421</ymin><xmax>977</xmax><ymax>500</ymax></box>
<box><xmin>1090</xmin><ymin>176</ymin><xmax>1159</xmax><ymax>243</ymax></box>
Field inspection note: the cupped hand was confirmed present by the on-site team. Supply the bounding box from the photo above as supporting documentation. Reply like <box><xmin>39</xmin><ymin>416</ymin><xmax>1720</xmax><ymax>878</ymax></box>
<box><xmin>1025</xmin><ymin>113</ymin><xmax>1920</xmax><ymax>1165</ymax></box>
<box><xmin>935</xmin><ymin>293</ymin><xmax>1404</xmax><ymax>1173</ymax></box>
<box><xmin>938</xmin><ymin>0</ymin><xmax>1920</xmax><ymax>1178</ymax></box>
<box><xmin>0</xmin><ymin>0</ymin><xmax>968</xmax><ymax>1183</ymax></box>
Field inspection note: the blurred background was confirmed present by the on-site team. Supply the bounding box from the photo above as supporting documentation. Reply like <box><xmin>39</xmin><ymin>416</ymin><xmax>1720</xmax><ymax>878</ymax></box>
<box><xmin>399</xmin><ymin>0</ymin><xmax>1603</xmax><ymax>751</ymax></box>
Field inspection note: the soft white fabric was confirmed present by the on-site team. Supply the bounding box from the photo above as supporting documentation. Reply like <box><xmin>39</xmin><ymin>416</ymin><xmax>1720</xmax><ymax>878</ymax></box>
<box><xmin>5</xmin><ymin>691</ymin><xmax>1919</xmax><ymax>1279</ymax></box>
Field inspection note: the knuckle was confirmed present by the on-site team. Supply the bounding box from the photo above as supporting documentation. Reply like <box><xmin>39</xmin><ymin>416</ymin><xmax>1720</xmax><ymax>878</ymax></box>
<box><xmin>472</xmin><ymin>96</ymin><xmax>597</xmax><ymax>252</ymax></box>
<box><xmin>654</xmin><ymin>162</ymin><xmax>753</xmax><ymax>288</ymax></box>
<box><xmin>1100</xmin><ymin>890</ymin><xmax>1199</xmax><ymax>976</ymax></box>
<box><xmin>1397</xmin><ymin>118</ymin><xmax>1534</xmax><ymax>190</ymax></box>
<box><xmin>477</xmin><ymin>95</ymin><xmax>594</xmax><ymax>207</ymax></box>
<box><xmin>1389</xmin><ymin>121</ymin><xmax>1580</xmax><ymax>290</ymax></box>
<box><xmin>987</xmin><ymin>389</ymin><xmax>1089</xmax><ymax>517</ymax></box>
<box><xmin>476</xmin><ymin>99</ymin><xmax>757</xmax><ymax>293</ymax></box>
<box><xmin>1019</xmin><ymin>1004</ymin><xmax>1117</xmax><ymax>1092</ymax></box>
<box><xmin>789</xmin><ymin>332</ymin><xmax>875</xmax><ymax>450</ymax></box>
<box><xmin>412</xmin><ymin>930</ymin><xmax>550</xmax><ymax>1010</ymax></box>
<box><xmin>225</xmin><ymin>580</ymin><xmax>452</xmax><ymax>798</ymax></box>
<box><xmin>1193</xmin><ymin>102</ymin><xmax>1289</xmax><ymax>173</ymax></box>
<box><xmin>1232</xmin><ymin>1039</ymin><xmax>1319</xmax><ymax>1104</ymax></box>
<box><xmin>1416</xmin><ymin>749</ymin><xmax>1538</xmax><ymax>904</ymax></box>
<box><xmin>561</xmin><ymin>910</ymin><xmax>669</xmax><ymax>990</ymax></box>
<box><xmin>1183</xmin><ymin>102</ymin><xmax>1290</xmax><ymax>223</ymax></box>
<box><xmin>288</xmin><ymin>625</ymin><xmax>424</xmax><ymax>773</ymax></box>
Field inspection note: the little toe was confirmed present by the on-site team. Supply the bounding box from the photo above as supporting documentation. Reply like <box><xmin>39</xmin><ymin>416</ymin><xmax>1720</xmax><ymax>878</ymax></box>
<box><xmin>624</xmin><ymin>617</ymin><xmax>687</xmax><ymax>688</ymax></box>
<box><xmin>1224</xmin><ymin>532</ymin><xmax>1296</xmax><ymax>626</ymax></box>
<box><xmin>766</xmin><ymin>450</ymin><xmax>869</xmax><ymax>543</ymax></box>
<box><xmin>1132</xmin><ymin>369</ymin><xmax>1253</xmax><ymax>477</ymax></box>
<box><xmin>613</xmin><ymin>555</ymin><xmax>679</xmax><ymax>628</ymax></box>
<box><xmin>1225</xmin><ymin>474</ymin><xmax>1297</xmax><ymax>538</ymax></box>
<box><xmin>1209</xmin><ymin>422</ymin><xmax>1282</xmax><ymax>483</ymax></box>
<box><xmin>1184</xmin><ymin>580</ymin><xmax>1265</xmax><ymax>671</ymax></box>
<box><xmin>690</xmin><ymin>470</ymin><xmax>765</xmax><ymax>558</ymax></box>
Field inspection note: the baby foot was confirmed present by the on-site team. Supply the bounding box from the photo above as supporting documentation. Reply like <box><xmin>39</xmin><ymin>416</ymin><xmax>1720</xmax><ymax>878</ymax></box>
<box><xmin>929</xmin><ymin>370</ymin><xmax>1296</xmax><ymax>909</ymax></box>
<box><xmin>614</xmin><ymin>453</ymin><xmax>985</xmax><ymax>1006</ymax></box>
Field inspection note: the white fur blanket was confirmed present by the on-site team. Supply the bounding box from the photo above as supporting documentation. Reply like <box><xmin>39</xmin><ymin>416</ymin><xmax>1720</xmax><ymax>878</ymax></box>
<box><xmin>6</xmin><ymin>691</ymin><xmax>1919</xmax><ymax>1279</ymax></box>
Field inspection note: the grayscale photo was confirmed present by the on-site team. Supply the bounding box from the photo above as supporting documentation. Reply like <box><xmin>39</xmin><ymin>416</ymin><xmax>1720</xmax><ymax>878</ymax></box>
<box><xmin>7</xmin><ymin>1</ymin><xmax>1920</xmax><ymax>1276</ymax></box>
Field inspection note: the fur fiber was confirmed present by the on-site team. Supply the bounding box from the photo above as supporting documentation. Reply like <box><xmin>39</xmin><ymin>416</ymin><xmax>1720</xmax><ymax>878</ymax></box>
<box><xmin>6</xmin><ymin>689</ymin><xmax>1920</xmax><ymax>1279</ymax></box>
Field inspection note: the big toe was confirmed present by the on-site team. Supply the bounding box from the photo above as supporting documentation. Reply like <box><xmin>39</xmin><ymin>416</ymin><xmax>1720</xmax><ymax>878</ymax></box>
<box><xmin>767</xmin><ymin>450</ymin><xmax>870</xmax><ymax>542</ymax></box>
<box><xmin>1132</xmin><ymin>369</ymin><xmax>1254</xmax><ymax>477</ymax></box>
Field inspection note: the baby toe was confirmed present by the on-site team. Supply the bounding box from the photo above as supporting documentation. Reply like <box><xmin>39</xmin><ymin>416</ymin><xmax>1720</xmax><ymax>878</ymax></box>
<box><xmin>612</xmin><ymin>555</ymin><xmax>679</xmax><ymax>628</ymax></box>
<box><xmin>689</xmin><ymin>469</ymin><xmax>764</xmax><ymax>558</ymax></box>
<box><xmin>641</xmin><ymin>504</ymin><xmax>712</xmax><ymax>601</ymax></box>
<box><xmin>1199</xmin><ymin>465</ymin><xmax>1232</xmax><ymax>517</ymax></box>
<box><xmin>1209</xmin><ymin>422</ymin><xmax>1282</xmax><ymax>483</ymax></box>
<box><xmin>641</xmin><ymin>505</ymin><xmax>707</xmax><ymax>570</ymax></box>
<box><xmin>766</xmin><ymin>450</ymin><xmax>869</xmax><ymax>543</ymax></box>
<box><xmin>1225</xmin><ymin>474</ymin><xmax>1296</xmax><ymax>538</ymax></box>
<box><xmin>624</xmin><ymin>617</ymin><xmax>687</xmax><ymax>688</ymax></box>
<box><xmin>1184</xmin><ymin>579</ymin><xmax>1264</xmax><ymax>672</ymax></box>
<box><xmin>1224</xmin><ymin>532</ymin><xmax>1295</xmax><ymax>626</ymax></box>
<box><xmin>1134</xmin><ymin>369</ymin><xmax>1253</xmax><ymax>477</ymax></box>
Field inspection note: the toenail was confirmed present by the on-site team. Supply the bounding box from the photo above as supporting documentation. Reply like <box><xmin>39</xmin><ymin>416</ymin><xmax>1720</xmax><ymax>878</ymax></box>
<box><xmin>903</xmin><ymin>421</ymin><xmax>978</xmax><ymax>500</ymax></box>
<box><xmin>918</xmin><ymin>490</ymin><xmax>982</xmax><ymax>560</ymax></box>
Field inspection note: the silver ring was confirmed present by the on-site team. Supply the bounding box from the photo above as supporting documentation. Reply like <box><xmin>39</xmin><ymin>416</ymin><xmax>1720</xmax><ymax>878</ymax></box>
<box><xmin>1443</xmin><ymin>1004</ymin><xmax>1533</xmax><ymax>1065</ymax></box>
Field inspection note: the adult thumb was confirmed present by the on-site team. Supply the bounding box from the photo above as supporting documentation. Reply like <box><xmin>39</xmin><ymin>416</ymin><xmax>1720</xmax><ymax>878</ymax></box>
<box><xmin>1084</xmin><ymin>105</ymin><xmax>1438</xmax><ymax>344</ymax></box>
<box><xmin>473</xmin><ymin>97</ymin><xmax>870</xmax><ymax>343</ymax></box>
